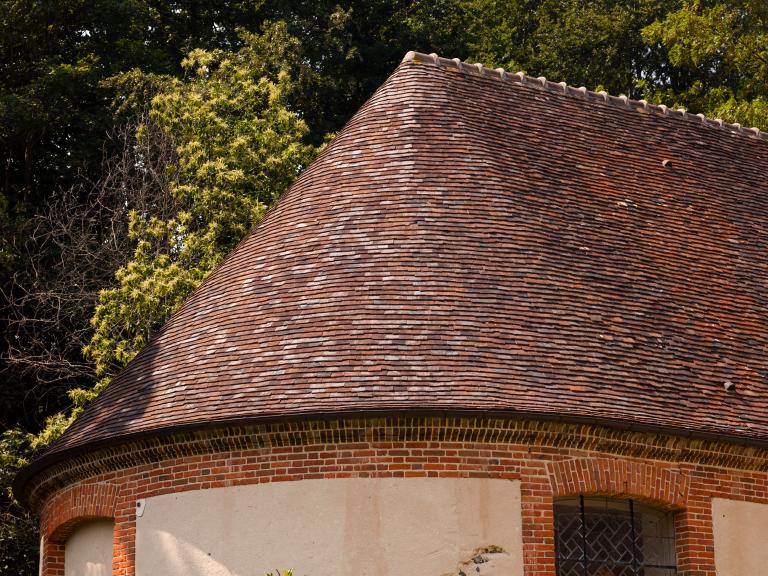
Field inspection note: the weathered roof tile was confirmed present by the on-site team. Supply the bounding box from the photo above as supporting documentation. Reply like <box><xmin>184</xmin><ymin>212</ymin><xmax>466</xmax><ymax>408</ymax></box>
<box><xmin>43</xmin><ymin>51</ymin><xmax>768</xmax><ymax>462</ymax></box>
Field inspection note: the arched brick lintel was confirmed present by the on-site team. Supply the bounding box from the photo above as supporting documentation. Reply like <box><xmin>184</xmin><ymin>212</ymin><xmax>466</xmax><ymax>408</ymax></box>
<box><xmin>44</xmin><ymin>482</ymin><xmax>120</xmax><ymax>543</ymax></box>
<box><xmin>547</xmin><ymin>457</ymin><xmax>689</xmax><ymax>509</ymax></box>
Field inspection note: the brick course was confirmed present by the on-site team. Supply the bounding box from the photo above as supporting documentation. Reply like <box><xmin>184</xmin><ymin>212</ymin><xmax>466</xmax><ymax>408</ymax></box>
<box><xmin>34</xmin><ymin>417</ymin><xmax>768</xmax><ymax>576</ymax></box>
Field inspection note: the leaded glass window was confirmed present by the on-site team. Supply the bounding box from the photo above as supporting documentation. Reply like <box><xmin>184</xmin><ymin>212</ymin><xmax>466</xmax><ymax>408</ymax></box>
<box><xmin>554</xmin><ymin>496</ymin><xmax>677</xmax><ymax>576</ymax></box>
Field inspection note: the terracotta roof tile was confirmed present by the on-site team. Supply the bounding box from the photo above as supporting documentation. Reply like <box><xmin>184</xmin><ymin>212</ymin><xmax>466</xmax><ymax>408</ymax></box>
<box><xmin>43</xmin><ymin>51</ymin><xmax>768</xmax><ymax>462</ymax></box>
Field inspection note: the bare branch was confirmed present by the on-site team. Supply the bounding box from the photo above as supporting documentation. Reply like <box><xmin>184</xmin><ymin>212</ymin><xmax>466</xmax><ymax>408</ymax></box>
<box><xmin>1</xmin><ymin>115</ymin><xmax>180</xmax><ymax>396</ymax></box>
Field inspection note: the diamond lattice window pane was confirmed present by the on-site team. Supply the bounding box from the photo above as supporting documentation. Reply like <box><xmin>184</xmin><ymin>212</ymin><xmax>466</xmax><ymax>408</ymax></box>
<box><xmin>554</xmin><ymin>497</ymin><xmax>677</xmax><ymax>576</ymax></box>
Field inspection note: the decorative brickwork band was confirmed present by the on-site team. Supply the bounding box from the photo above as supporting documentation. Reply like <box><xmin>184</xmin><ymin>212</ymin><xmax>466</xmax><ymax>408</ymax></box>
<box><xmin>21</xmin><ymin>417</ymin><xmax>768</xmax><ymax>511</ymax></box>
<box><xmin>32</xmin><ymin>419</ymin><xmax>768</xmax><ymax>576</ymax></box>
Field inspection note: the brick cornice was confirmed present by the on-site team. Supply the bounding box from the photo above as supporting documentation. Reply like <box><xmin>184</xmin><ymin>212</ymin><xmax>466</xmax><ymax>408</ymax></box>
<box><xmin>22</xmin><ymin>416</ymin><xmax>768</xmax><ymax>513</ymax></box>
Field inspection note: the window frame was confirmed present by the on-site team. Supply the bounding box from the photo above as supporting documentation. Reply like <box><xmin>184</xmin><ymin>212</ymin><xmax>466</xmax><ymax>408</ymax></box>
<box><xmin>553</xmin><ymin>495</ymin><xmax>677</xmax><ymax>576</ymax></box>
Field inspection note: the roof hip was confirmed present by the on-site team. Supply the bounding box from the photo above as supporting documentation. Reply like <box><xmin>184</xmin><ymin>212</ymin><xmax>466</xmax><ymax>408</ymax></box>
<box><xmin>402</xmin><ymin>51</ymin><xmax>768</xmax><ymax>143</ymax></box>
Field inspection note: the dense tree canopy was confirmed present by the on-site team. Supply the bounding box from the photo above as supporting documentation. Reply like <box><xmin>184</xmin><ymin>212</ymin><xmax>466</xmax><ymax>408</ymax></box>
<box><xmin>1</xmin><ymin>1</ymin><xmax>766</xmax><ymax>573</ymax></box>
<box><xmin>403</xmin><ymin>0</ymin><xmax>668</xmax><ymax>97</ymax></box>
<box><xmin>644</xmin><ymin>0</ymin><xmax>768</xmax><ymax>128</ymax></box>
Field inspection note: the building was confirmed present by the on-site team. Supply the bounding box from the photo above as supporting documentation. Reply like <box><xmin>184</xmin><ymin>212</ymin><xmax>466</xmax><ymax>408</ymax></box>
<box><xmin>15</xmin><ymin>51</ymin><xmax>768</xmax><ymax>576</ymax></box>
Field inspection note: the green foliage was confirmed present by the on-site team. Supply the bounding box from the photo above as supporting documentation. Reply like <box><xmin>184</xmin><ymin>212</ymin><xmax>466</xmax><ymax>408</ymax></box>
<box><xmin>401</xmin><ymin>0</ymin><xmax>670</xmax><ymax>97</ymax></box>
<box><xmin>645</xmin><ymin>2</ymin><xmax>735</xmax><ymax>68</ymax></box>
<box><xmin>27</xmin><ymin>26</ymin><xmax>319</xmax><ymax>447</ymax></box>
<box><xmin>399</xmin><ymin>0</ymin><xmax>533</xmax><ymax>70</ymax></box>
<box><xmin>4</xmin><ymin>0</ymin><xmax>768</xmax><ymax>567</ymax></box>
<box><xmin>80</xmin><ymin>35</ymin><xmax>316</xmax><ymax>398</ymax></box>
<box><xmin>1</xmin><ymin>3</ymin><xmax>354</xmax><ymax>434</ymax></box>
<box><xmin>257</xmin><ymin>2</ymin><xmax>414</xmax><ymax>136</ymax></box>
<box><xmin>529</xmin><ymin>0</ymin><xmax>669</xmax><ymax>96</ymax></box>
<box><xmin>643</xmin><ymin>0</ymin><xmax>768</xmax><ymax>129</ymax></box>
<box><xmin>0</xmin><ymin>430</ymin><xmax>37</xmax><ymax>576</ymax></box>
<box><xmin>404</xmin><ymin>0</ymin><xmax>767</xmax><ymax>127</ymax></box>
<box><xmin>0</xmin><ymin>0</ymin><xmax>276</xmax><ymax>438</ymax></box>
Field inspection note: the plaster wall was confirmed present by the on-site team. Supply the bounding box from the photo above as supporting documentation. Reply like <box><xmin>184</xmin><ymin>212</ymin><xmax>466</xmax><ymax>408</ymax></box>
<box><xmin>134</xmin><ymin>477</ymin><xmax>523</xmax><ymax>576</ymax></box>
<box><xmin>712</xmin><ymin>498</ymin><xmax>768</xmax><ymax>575</ymax></box>
<box><xmin>64</xmin><ymin>520</ymin><xmax>113</xmax><ymax>576</ymax></box>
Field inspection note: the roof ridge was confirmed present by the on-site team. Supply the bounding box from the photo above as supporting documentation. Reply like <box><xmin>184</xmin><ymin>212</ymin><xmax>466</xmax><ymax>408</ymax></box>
<box><xmin>402</xmin><ymin>51</ymin><xmax>768</xmax><ymax>143</ymax></box>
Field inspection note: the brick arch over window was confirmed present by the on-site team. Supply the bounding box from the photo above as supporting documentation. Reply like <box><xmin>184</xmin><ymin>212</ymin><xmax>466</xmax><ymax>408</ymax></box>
<box><xmin>41</xmin><ymin>483</ymin><xmax>119</xmax><ymax>576</ymax></box>
<box><xmin>547</xmin><ymin>457</ymin><xmax>689</xmax><ymax>508</ymax></box>
<box><xmin>44</xmin><ymin>482</ymin><xmax>120</xmax><ymax>542</ymax></box>
<box><xmin>541</xmin><ymin>457</ymin><xmax>720</xmax><ymax>575</ymax></box>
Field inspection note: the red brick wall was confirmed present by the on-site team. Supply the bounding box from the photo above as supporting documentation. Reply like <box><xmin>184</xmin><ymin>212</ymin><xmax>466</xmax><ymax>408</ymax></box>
<box><xmin>33</xmin><ymin>418</ymin><xmax>768</xmax><ymax>576</ymax></box>
<box><xmin>40</xmin><ymin>482</ymin><xmax>119</xmax><ymax>576</ymax></box>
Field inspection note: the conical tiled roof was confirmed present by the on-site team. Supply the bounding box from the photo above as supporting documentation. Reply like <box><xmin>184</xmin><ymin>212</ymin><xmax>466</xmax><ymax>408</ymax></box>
<box><xmin>42</xmin><ymin>52</ymin><xmax>768</xmax><ymax>463</ymax></box>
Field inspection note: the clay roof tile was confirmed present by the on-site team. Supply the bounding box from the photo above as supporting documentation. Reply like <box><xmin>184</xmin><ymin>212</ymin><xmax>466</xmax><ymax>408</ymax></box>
<box><xmin>33</xmin><ymin>51</ymin><xmax>768</xmax><ymax>469</ymax></box>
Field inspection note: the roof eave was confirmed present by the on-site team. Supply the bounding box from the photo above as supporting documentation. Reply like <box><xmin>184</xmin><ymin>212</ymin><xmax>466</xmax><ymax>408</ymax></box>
<box><xmin>14</xmin><ymin>407</ymin><xmax>768</xmax><ymax>511</ymax></box>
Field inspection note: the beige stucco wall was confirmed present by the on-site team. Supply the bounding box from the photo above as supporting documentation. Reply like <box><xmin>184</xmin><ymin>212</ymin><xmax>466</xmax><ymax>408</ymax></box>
<box><xmin>135</xmin><ymin>477</ymin><xmax>523</xmax><ymax>576</ymax></box>
<box><xmin>712</xmin><ymin>498</ymin><xmax>768</xmax><ymax>575</ymax></box>
<box><xmin>64</xmin><ymin>520</ymin><xmax>113</xmax><ymax>576</ymax></box>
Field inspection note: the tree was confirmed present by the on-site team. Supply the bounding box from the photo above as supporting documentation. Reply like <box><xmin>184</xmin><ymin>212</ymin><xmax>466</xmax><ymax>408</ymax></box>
<box><xmin>0</xmin><ymin>431</ymin><xmax>36</xmax><ymax>576</ymax></box>
<box><xmin>2</xmin><ymin>26</ymin><xmax>318</xmax><ymax>570</ymax></box>
<box><xmin>0</xmin><ymin>0</ymin><xmax>274</xmax><ymax>437</ymax></box>
<box><xmin>0</xmin><ymin>3</ymin><xmax>411</xmax><ymax>430</ymax></box>
<box><xmin>4</xmin><ymin>1</ymin><xmax>768</xmax><ymax>570</ymax></box>
<box><xmin>643</xmin><ymin>0</ymin><xmax>768</xmax><ymax>129</ymax></box>
<box><xmin>67</xmin><ymin>33</ymin><xmax>317</xmax><ymax>432</ymax></box>
<box><xmin>2</xmin><ymin>116</ymin><xmax>179</xmax><ymax>436</ymax></box>
<box><xmin>399</xmin><ymin>0</ymin><xmax>671</xmax><ymax>97</ymax></box>
<box><xmin>402</xmin><ymin>0</ymin><xmax>768</xmax><ymax>125</ymax></box>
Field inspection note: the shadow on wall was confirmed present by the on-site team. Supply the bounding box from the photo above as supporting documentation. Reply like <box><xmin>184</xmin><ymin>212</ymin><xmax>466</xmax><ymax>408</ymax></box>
<box><xmin>133</xmin><ymin>477</ymin><xmax>524</xmax><ymax>576</ymax></box>
<box><xmin>155</xmin><ymin>531</ymin><xmax>231</xmax><ymax>576</ymax></box>
<box><xmin>146</xmin><ymin>537</ymin><xmax>514</xmax><ymax>576</ymax></box>
<box><xmin>64</xmin><ymin>519</ymin><xmax>114</xmax><ymax>576</ymax></box>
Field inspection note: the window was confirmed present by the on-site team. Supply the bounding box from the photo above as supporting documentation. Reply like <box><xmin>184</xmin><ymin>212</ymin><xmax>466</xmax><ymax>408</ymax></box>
<box><xmin>63</xmin><ymin>519</ymin><xmax>114</xmax><ymax>576</ymax></box>
<box><xmin>554</xmin><ymin>496</ymin><xmax>676</xmax><ymax>576</ymax></box>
